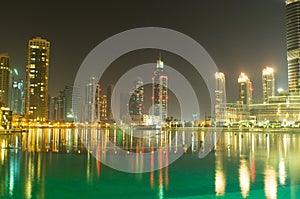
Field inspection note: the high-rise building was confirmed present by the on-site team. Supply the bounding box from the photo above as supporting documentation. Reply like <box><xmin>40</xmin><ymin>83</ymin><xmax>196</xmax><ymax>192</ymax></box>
<box><xmin>63</xmin><ymin>85</ymin><xmax>75</xmax><ymax>122</ymax></box>
<box><xmin>106</xmin><ymin>84</ymin><xmax>114</xmax><ymax>121</ymax></box>
<box><xmin>262</xmin><ymin>66</ymin><xmax>275</xmax><ymax>104</ymax></box>
<box><xmin>152</xmin><ymin>56</ymin><xmax>168</xmax><ymax>122</ymax></box>
<box><xmin>215</xmin><ymin>72</ymin><xmax>226</xmax><ymax>124</ymax></box>
<box><xmin>0</xmin><ymin>53</ymin><xmax>11</xmax><ymax>106</ymax></box>
<box><xmin>85</xmin><ymin>77</ymin><xmax>96</xmax><ymax>122</ymax></box>
<box><xmin>95</xmin><ymin>84</ymin><xmax>107</xmax><ymax>122</ymax></box>
<box><xmin>287</xmin><ymin>0</ymin><xmax>300</xmax><ymax>94</ymax></box>
<box><xmin>10</xmin><ymin>68</ymin><xmax>25</xmax><ymax>115</ymax></box>
<box><xmin>129</xmin><ymin>80</ymin><xmax>144</xmax><ymax>120</ymax></box>
<box><xmin>25</xmin><ymin>37</ymin><xmax>50</xmax><ymax>121</ymax></box>
<box><xmin>238</xmin><ymin>72</ymin><xmax>252</xmax><ymax>105</ymax></box>
<box><xmin>215</xmin><ymin>72</ymin><xmax>226</xmax><ymax>105</ymax></box>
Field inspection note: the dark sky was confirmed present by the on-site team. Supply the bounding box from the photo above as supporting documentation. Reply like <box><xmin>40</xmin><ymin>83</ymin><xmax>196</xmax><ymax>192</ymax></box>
<box><xmin>0</xmin><ymin>0</ymin><xmax>287</xmax><ymax>106</ymax></box>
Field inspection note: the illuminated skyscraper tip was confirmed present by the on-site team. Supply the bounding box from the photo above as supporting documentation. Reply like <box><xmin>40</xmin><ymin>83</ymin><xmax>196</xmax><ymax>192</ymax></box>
<box><xmin>25</xmin><ymin>37</ymin><xmax>50</xmax><ymax>121</ymax></box>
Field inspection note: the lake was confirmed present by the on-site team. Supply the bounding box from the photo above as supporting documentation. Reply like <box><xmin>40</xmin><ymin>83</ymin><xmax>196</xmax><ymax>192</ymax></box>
<box><xmin>0</xmin><ymin>127</ymin><xmax>299</xmax><ymax>198</ymax></box>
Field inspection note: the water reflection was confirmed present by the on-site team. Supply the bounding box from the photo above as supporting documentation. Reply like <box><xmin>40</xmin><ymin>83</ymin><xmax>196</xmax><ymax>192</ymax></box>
<box><xmin>0</xmin><ymin>129</ymin><xmax>300</xmax><ymax>198</ymax></box>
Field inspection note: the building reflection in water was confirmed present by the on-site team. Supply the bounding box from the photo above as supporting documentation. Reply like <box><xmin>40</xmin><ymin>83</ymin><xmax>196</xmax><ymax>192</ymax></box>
<box><xmin>239</xmin><ymin>159</ymin><xmax>250</xmax><ymax>198</ymax></box>
<box><xmin>264</xmin><ymin>165</ymin><xmax>277</xmax><ymax>199</ymax></box>
<box><xmin>0</xmin><ymin>128</ymin><xmax>300</xmax><ymax>198</ymax></box>
<box><xmin>215</xmin><ymin>152</ymin><xmax>226</xmax><ymax>196</ymax></box>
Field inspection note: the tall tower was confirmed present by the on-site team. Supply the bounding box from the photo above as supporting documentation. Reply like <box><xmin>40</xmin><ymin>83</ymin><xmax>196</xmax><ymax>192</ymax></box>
<box><xmin>152</xmin><ymin>56</ymin><xmax>168</xmax><ymax>122</ymax></box>
<box><xmin>129</xmin><ymin>80</ymin><xmax>144</xmax><ymax>119</ymax></box>
<box><xmin>287</xmin><ymin>0</ymin><xmax>300</xmax><ymax>94</ymax></box>
<box><xmin>0</xmin><ymin>53</ymin><xmax>11</xmax><ymax>106</ymax></box>
<box><xmin>238</xmin><ymin>72</ymin><xmax>252</xmax><ymax>105</ymax></box>
<box><xmin>215</xmin><ymin>72</ymin><xmax>226</xmax><ymax>124</ymax></box>
<box><xmin>85</xmin><ymin>77</ymin><xmax>96</xmax><ymax>122</ymax></box>
<box><xmin>106</xmin><ymin>84</ymin><xmax>114</xmax><ymax>121</ymax></box>
<box><xmin>262</xmin><ymin>66</ymin><xmax>275</xmax><ymax>104</ymax></box>
<box><xmin>10</xmin><ymin>68</ymin><xmax>25</xmax><ymax>115</ymax></box>
<box><xmin>215</xmin><ymin>72</ymin><xmax>226</xmax><ymax>105</ymax></box>
<box><xmin>25</xmin><ymin>37</ymin><xmax>50</xmax><ymax>121</ymax></box>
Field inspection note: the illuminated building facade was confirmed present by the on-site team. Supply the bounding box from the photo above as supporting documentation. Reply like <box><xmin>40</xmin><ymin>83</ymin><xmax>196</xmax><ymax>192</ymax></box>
<box><xmin>238</xmin><ymin>73</ymin><xmax>252</xmax><ymax>105</ymax></box>
<box><xmin>25</xmin><ymin>37</ymin><xmax>50</xmax><ymax>121</ymax></box>
<box><xmin>152</xmin><ymin>57</ymin><xmax>168</xmax><ymax>122</ymax></box>
<box><xmin>287</xmin><ymin>0</ymin><xmax>300</xmax><ymax>94</ymax></box>
<box><xmin>96</xmin><ymin>84</ymin><xmax>107</xmax><ymax>122</ymax></box>
<box><xmin>129</xmin><ymin>80</ymin><xmax>144</xmax><ymax>120</ymax></box>
<box><xmin>0</xmin><ymin>53</ymin><xmax>11</xmax><ymax>106</ymax></box>
<box><xmin>262</xmin><ymin>66</ymin><xmax>275</xmax><ymax>104</ymax></box>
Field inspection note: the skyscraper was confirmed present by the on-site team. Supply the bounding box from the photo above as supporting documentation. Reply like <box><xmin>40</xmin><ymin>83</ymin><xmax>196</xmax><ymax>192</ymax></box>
<box><xmin>238</xmin><ymin>72</ymin><xmax>252</xmax><ymax>105</ymax></box>
<box><xmin>215</xmin><ymin>72</ymin><xmax>226</xmax><ymax>105</ymax></box>
<box><xmin>0</xmin><ymin>53</ymin><xmax>11</xmax><ymax>106</ymax></box>
<box><xmin>95</xmin><ymin>84</ymin><xmax>107</xmax><ymax>122</ymax></box>
<box><xmin>85</xmin><ymin>77</ymin><xmax>96</xmax><ymax>122</ymax></box>
<box><xmin>25</xmin><ymin>37</ymin><xmax>50</xmax><ymax>121</ymax></box>
<box><xmin>129</xmin><ymin>80</ymin><xmax>144</xmax><ymax>120</ymax></box>
<box><xmin>152</xmin><ymin>56</ymin><xmax>168</xmax><ymax>122</ymax></box>
<box><xmin>106</xmin><ymin>84</ymin><xmax>114</xmax><ymax>121</ymax></box>
<box><xmin>215</xmin><ymin>72</ymin><xmax>226</xmax><ymax>124</ymax></box>
<box><xmin>63</xmin><ymin>85</ymin><xmax>75</xmax><ymax>122</ymax></box>
<box><xmin>10</xmin><ymin>68</ymin><xmax>25</xmax><ymax>115</ymax></box>
<box><xmin>287</xmin><ymin>0</ymin><xmax>300</xmax><ymax>94</ymax></box>
<box><xmin>262</xmin><ymin>66</ymin><xmax>275</xmax><ymax>104</ymax></box>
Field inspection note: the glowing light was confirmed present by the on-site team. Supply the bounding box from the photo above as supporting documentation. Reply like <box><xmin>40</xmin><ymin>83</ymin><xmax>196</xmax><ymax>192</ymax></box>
<box><xmin>239</xmin><ymin>159</ymin><xmax>250</xmax><ymax>198</ymax></box>
<box><xmin>263</xmin><ymin>66</ymin><xmax>274</xmax><ymax>75</ymax></box>
<box><xmin>264</xmin><ymin>166</ymin><xmax>277</xmax><ymax>199</ymax></box>
<box><xmin>238</xmin><ymin>72</ymin><xmax>250</xmax><ymax>83</ymax></box>
<box><xmin>215</xmin><ymin>72</ymin><xmax>225</xmax><ymax>79</ymax></box>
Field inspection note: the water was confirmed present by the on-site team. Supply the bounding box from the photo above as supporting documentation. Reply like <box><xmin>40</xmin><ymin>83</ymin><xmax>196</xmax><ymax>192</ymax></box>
<box><xmin>0</xmin><ymin>128</ymin><xmax>300</xmax><ymax>199</ymax></box>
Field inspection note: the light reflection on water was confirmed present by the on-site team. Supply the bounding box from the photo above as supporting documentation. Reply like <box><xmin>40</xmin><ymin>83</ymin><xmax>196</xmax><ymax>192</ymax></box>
<box><xmin>0</xmin><ymin>128</ymin><xmax>300</xmax><ymax>198</ymax></box>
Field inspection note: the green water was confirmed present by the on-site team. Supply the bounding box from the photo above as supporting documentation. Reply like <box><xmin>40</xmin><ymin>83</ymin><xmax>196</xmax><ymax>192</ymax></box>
<box><xmin>0</xmin><ymin>128</ymin><xmax>300</xmax><ymax>199</ymax></box>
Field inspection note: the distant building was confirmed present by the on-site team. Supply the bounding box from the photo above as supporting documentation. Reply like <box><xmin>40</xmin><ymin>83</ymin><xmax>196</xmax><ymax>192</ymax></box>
<box><xmin>215</xmin><ymin>72</ymin><xmax>226</xmax><ymax>104</ymax></box>
<box><xmin>10</xmin><ymin>69</ymin><xmax>25</xmax><ymax>115</ymax></box>
<box><xmin>85</xmin><ymin>77</ymin><xmax>96</xmax><ymax>123</ymax></box>
<box><xmin>286</xmin><ymin>0</ymin><xmax>300</xmax><ymax>94</ymax></box>
<box><xmin>250</xmin><ymin>95</ymin><xmax>300</xmax><ymax>124</ymax></box>
<box><xmin>63</xmin><ymin>85</ymin><xmax>75</xmax><ymax>122</ymax></box>
<box><xmin>215</xmin><ymin>72</ymin><xmax>227</xmax><ymax>124</ymax></box>
<box><xmin>106</xmin><ymin>84</ymin><xmax>114</xmax><ymax>121</ymax></box>
<box><xmin>262</xmin><ymin>66</ymin><xmax>275</xmax><ymax>104</ymax></box>
<box><xmin>25</xmin><ymin>37</ymin><xmax>50</xmax><ymax>121</ymax></box>
<box><xmin>238</xmin><ymin>72</ymin><xmax>252</xmax><ymax>105</ymax></box>
<box><xmin>95</xmin><ymin>84</ymin><xmax>107</xmax><ymax>122</ymax></box>
<box><xmin>0</xmin><ymin>53</ymin><xmax>11</xmax><ymax>106</ymax></box>
<box><xmin>152</xmin><ymin>56</ymin><xmax>168</xmax><ymax>122</ymax></box>
<box><xmin>129</xmin><ymin>80</ymin><xmax>144</xmax><ymax>120</ymax></box>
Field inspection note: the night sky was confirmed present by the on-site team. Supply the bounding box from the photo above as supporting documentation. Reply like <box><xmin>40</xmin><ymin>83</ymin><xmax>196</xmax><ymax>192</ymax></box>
<box><xmin>0</xmin><ymin>0</ymin><xmax>287</xmax><ymax>117</ymax></box>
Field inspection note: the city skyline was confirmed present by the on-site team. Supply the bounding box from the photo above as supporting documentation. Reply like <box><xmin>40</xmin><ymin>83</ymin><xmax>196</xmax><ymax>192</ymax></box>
<box><xmin>0</xmin><ymin>0</ymin><xmax>287</xmax><ymax>104</ymax></box>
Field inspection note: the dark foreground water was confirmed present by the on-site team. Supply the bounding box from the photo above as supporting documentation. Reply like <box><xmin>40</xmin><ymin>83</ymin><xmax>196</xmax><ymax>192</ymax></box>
<box><xmin>0</xmin><ymin>128</ymin><xmax>300</xmax><ymax>199</ymax></box>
